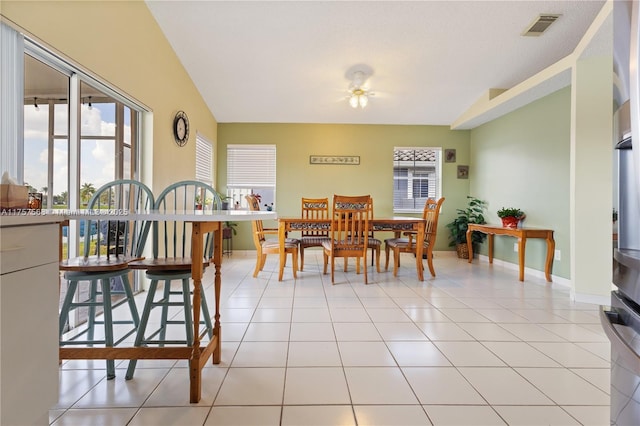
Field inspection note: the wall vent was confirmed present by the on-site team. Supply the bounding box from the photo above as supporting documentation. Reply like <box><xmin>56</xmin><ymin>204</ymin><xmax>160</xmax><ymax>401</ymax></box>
<box><xmin>522</xmin><ymin>14</ymin><xmax>561</xmax><ymax>37</ymax></box>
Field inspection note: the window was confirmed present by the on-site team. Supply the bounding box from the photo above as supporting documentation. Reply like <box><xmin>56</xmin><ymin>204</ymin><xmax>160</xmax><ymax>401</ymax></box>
<box><xmin>195</xmin><ymin>133</ymin><xmax>214</xmax><ymax>185</ymax></box>
<box><xmin>227</xmin><ymin>144</ymin><xmax>276</xmax><ymax>209</ymax></box>
<box><xmin>393</xmin><ymin>147</ymin><xmax>441</xmax><ymax>212</ymax></box>
<box><xmin>23</xmin><ymin>49</ymin><xmax>142</xmax><ymax>213</ymax></box>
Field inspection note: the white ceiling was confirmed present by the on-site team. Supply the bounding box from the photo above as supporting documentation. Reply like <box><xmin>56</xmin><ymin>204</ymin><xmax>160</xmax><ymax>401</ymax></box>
<box><xmin>146</xmin><ymin>0</ymin><xmax>606</xmax><ymax>127</ymax></box>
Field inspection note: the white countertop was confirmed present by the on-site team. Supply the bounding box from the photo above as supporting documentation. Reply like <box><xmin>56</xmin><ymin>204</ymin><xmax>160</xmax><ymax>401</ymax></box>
<box><xmin>0</xmin><ymin>209</ymin><xmax>276</xmax><ymax>226</ymax></box>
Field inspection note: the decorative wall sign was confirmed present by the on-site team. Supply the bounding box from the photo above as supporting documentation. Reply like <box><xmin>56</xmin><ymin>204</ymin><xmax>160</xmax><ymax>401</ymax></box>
<box><xmin>310</xmin><ymin>155</ymin><xmax>360</xmax><ymax>165</ymax></box>
<box><xmin>457</xmin><ymin>165</ymin><xmax>469</xmax><ymax>179</ymax></box>
<box><xmin>444</xmin><ymin>149</ymin><xmax>457</xmax><ymax>163</ymax></box>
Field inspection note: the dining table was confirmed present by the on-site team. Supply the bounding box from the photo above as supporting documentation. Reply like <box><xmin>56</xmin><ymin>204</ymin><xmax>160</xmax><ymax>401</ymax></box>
<box><xmin>56</xmin><ymin>208</ymin><xmax>276</xmax><ymax>403</ymax></box>
<box><xmin>278</xmin><ymin>216</ymin><xmax>427</xmax><ymax>281</ymax></box>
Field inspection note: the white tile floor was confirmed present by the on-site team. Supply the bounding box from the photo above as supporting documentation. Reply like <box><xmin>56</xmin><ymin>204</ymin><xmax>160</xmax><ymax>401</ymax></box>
<box><xmin>51</xmin><ymin>251</ymin><xmax>611</xmax><ymax>425</ymax></box>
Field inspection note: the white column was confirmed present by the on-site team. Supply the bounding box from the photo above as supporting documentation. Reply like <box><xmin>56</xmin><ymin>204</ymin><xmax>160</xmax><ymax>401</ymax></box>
<box><xmin>570</xmin><ymin>53</ymin><xmax>614</xmax><ymax>303</ymax></box>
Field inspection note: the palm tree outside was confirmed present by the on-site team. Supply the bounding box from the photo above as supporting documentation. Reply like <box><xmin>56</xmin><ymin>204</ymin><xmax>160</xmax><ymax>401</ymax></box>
<box><xmin>80</xmin><ymin>183</ymin><xmax>96</xmax><ymax>207</ymax></box>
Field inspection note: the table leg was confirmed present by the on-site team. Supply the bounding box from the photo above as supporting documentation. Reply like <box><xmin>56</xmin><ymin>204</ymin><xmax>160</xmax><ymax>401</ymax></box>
<box><xmin>213</xmin><ymin>226</ymin><xmax>223</xmax><ymax>364</ymax></box>
<box><xmin>488</xmin><ymin>234</ymin><xmax>494</xmax><ymax>263</ymax></box>
<box><xmin>517</xmin><ymin>237</ymin><xmax>525</xmax><ymax>281</ymax></box>
<box><xmin>544</xmin><ymin>233</ymin><xmax>555</xmax><ymax>282</ymax></box>
<box><xmin>190</xmin><ymin>223</ymin><xmax>204</xmax><ymax>403</ymax></box>
<box><xmin>466</xmin><ymin>229</ymin><xmax>473</xmax><ymax>263</ymax></box>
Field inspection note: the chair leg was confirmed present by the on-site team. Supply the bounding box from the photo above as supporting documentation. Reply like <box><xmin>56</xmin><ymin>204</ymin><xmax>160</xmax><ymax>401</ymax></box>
<box><xmin>154</xmin><ymin>280</ymin><xmax>170</xmax><ymax>343</ymax></box>
<box><xmin>199</xmin><ymin>283</ymin><xmax>214</xmax><ymax>339</ymax></box>
<box><xmin>126</xmin><ymin>279</ymin><xmax>160</xmax><ymax>380</ymax></box>
<box><xmin>86</xmin><ymin>280</ymin><xmax>99</xmax><ymax>342</ymax></box>
<box><xmin>384</xmin><ymin>245</ymin><xmax>391</xmax><ymax>271</ymax></box>
<box><xmin>300</xmin><ymin>247</ymin><xmax>305</xmax><ymax>271</ymax></box>
<box><xmin>393</xmin><ymin>248</ymin><xmax>400</xmax><ymax>277</ymax></box>
<box><xmin>363</xmin><ymin>253</ymin><xmax>368</xmax><ymax>284</ymax></box>
<box><xmin>253</xmin><ymin>252</ymin><xmax>262</xmax><ymax>278</ymax></box>
<box><xmin>59</xmin><ymin>280</ymin><xmax>79</xmax><ymax>338</ymax></box>
<box><xmin>323</xmin><ymin>252</ymin><xmax>328</xmax><ymax>274</ymax></box>
<box><xmin>330</xmin><ymin>256</ymin><xmax>335</xmax><ymax>284</ymax></box>
<box><xmin>292</xmin><ymin>250</ymin><xmax>298</xmax><ymax>279</ymax></box>
<box><xmin>375</xmin><ymin>247</ymin><xmax>381</xmax><ymax>273</ymax></box>
<box><xmin>426</xmin><ymin>249</ymin><xmax>436</xmax><ymax>277</ymax></box>
<box><xmin>182</xmin><ymin>279</ymin><xmax>194</xmax><ymax>346</ymax></box>
<box><xmin>121</xmin><ymin>274</ymin><xmax>141</xmax><ymax>328</ymax></box>
<box><xmin>100</xmin><ymin>278</ymin><xmax>116</xmax><ymax>380</ymax></box>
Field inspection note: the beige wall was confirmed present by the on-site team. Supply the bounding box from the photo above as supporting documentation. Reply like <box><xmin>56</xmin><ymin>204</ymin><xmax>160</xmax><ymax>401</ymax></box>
<box><xmin>1</xmin><ymin>0</ymin><xmax>218</xmax><ymax>194</ymax></box>
<box><xmin>218</xmin><ymin>123</ymin><xmax>470</xmax><ymax>250</ymax></box>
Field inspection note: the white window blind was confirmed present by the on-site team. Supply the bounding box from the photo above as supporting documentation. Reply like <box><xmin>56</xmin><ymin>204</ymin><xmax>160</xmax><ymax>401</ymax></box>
<box><xmin>227</xmin><ymin>144</ymin><xmax>276</xmax><ymax>188</ymax></box>
<box><xmin>195</xmin><ymin>133</ymin><xmax>213</xmax><ymax>185</ymax></box>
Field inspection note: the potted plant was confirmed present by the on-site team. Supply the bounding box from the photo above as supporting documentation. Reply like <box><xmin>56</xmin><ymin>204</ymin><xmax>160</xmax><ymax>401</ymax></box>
<box><xmin>223</xmin><ymin>221</ymin><xmax>237</xmax><ymax>239</ymax></box>
<box><xmin>446</xmin><ymin>196</ymin><xmax>488</xmax><ymax>259</ymax></box>
<box><xmin>497</xmin><ymin>207</ymin><xmax>525</xmax><ymax>229</ymax></box>
<box><xmin>215</xmin><ymin>190</ymin><xmax>232</xmax><ymax>210</ymax></box>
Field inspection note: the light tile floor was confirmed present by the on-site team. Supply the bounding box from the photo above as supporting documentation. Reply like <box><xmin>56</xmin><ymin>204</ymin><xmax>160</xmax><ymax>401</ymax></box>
<box><xmin>51</xmin><ymin>251</ymin><xmax>611</xmax><ymax>425</ymax></box>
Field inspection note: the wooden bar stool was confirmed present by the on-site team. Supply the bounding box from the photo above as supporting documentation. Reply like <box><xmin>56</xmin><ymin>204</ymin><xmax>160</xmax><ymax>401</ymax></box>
<box><xmin>59</xmin><ymin>180</ymin><xmax>154</xmax><ymax>379</ymax></box>
<box><xmin>125</xmin><ymin>180</ymin><xmax>221</xmax><ymax>379</ymax></box>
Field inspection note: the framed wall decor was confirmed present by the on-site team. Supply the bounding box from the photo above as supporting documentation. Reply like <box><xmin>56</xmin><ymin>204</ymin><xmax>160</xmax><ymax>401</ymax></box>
<box><xmin>310</xmin><ymin>155</ymin><xmax>360</xmax><ymax>165</ymax></box>
<box><xmin>457</xmin><ymin>165</ymin><xmax>469</xmax><ymax>179</ymax></box>
<box><xmin>444</xmin><ymin>148</ymin><xmax>456</xmax><ymax>163</ymax></box>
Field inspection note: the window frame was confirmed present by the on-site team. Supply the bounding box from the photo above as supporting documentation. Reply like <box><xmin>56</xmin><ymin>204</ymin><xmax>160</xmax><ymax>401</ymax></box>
<box><xmin>393</xmin><ymin>146</ymin><xmax>442</xmax><ymax>213</ymax></box>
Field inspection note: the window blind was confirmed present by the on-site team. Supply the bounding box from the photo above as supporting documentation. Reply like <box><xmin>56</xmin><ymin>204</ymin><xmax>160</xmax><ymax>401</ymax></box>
<box><xmin>227</xmin><ymin>144</ymin><xmax>276</xmax><ymax>188</ymax></box>
<box><xmin>195</xmin><ymin>133</ymin><xmax>213</xmax><ymax>185</ymax></box>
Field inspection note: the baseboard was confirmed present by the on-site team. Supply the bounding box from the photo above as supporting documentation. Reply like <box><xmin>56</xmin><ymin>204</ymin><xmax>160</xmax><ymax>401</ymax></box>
<box><xmin>471</xmin><ymin>253</ymin><xmax>572</xmax><ymax>289</ymax></box>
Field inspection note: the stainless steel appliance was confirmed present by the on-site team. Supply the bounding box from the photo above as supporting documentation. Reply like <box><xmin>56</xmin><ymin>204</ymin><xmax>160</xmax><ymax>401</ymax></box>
<box><xmin>601</xmin><ymin>4</ymin><xmax>640</xmax><ymax>423</ymax></box>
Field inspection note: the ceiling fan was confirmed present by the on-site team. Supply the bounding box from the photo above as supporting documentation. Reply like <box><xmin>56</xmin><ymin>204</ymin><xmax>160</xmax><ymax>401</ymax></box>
<box><xmin>346</xmin><ymin>67</ymin><xmax>375</xmax><ymax>109</ymax></box>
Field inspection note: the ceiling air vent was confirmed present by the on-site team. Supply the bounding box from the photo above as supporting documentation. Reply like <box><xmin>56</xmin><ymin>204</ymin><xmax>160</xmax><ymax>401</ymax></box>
<box><xmin>522</xmin><ymin>14</ymin><xmax>561</xmax><ymax>37</ymax></box>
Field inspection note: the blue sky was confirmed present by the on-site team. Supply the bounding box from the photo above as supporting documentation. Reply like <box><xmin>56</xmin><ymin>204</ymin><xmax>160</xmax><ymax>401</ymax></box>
<box><xmin>23</xmin><ymin>102</ymin><xmax>130</xmax><ymax>197</ymax></box>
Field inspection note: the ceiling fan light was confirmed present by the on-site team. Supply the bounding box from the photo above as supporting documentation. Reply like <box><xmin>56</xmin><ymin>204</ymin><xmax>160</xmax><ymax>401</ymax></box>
<box><xmin>349</xmin><ymin>94</ymin><xmax>359</xmax><ymax>108</ymax></box>
<box><xmin>359</xmin><ymin>94</ymin><xmax>368</xmax><ymax>108</ymax></box>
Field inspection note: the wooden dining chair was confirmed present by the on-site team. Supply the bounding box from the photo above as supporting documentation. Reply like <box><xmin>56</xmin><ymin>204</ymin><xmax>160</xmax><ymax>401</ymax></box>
<box><xmin>246</xmin><ymin>194</ymin><xmax>299</xmax><ymax>280</ymax></box>
<box><xmin>348</xmin><ymin>197</ymin><xmax>381</xmax><ymax>273</ymax></box>
<box><xmin>299</xmin><ymin>197</ymin><xmax>330</xmax><ymax>271</ymax></box>
<box><xmin>384</xmin><ymin>197</ymin><xmax>445</xmax><ymax>277</ymax></box>
<box><xmin>59</xmin><ymin>179</ymin><xmax>154</xmax><ymax>379</ymax></box>
<box><xmin>125</xmin><ymin>180</ymin><xmax>222</xmax><ymax>379</ymax></box>
<box><xmin>322</xmin><ymin>194</ymin><xmax>372</xmax><ymax>284</ymax></box>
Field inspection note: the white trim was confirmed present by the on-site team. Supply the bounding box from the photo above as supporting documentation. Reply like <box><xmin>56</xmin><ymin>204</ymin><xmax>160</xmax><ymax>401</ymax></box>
<box><xmin>0</xmin><ymin>22</ymin><xmax>24</xmax><ymax>182</ymax></box>
<box><xmin>472</xmin><ymin>253</ymin><xmax>572</xmax><ymax>289</ymax></box>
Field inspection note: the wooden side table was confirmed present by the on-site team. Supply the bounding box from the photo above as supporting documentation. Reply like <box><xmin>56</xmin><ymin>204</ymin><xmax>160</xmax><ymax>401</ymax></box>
<box><xmin>466</xmin><ymin>224</ymin><xmax>555</xmax><ymax>282</ymax></box>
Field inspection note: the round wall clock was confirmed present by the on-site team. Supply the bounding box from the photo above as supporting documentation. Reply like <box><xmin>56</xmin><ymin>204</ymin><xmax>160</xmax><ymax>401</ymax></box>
<box><xmin>173</xmin><ymin>110</ymin><xmax>189</xmax><ymax>147</ymax></box>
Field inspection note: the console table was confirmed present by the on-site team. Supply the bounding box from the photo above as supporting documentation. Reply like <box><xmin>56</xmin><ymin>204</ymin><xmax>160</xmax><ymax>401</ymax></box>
<box><xmin>466</xmin><ymin>224</ymin><xmax>555</xmax><ymax>282</ymax></box>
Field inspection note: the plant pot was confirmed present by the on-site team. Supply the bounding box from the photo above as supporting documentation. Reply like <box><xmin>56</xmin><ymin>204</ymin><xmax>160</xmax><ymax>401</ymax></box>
<box><xmin>455</xmin><ymin>242</ymin><xmax>469</xmax><ymax>259</ymax></box>
<box><xmin>222</xmin><ymin>227</ymin><xmax>233</xmax><ymax>239</ymax></box>
<box><xmin>501</xmin><ymin>216</ymin><xmax>519</xmax><ymax>228</ymax></box>
<box><xmin>221</xmin><ymin>201</ymin><xmax>229</xmax><ymax>210</ymax></box>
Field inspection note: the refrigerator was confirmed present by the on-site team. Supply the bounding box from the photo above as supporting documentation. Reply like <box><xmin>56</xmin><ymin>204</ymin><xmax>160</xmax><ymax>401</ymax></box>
<box><xmin>600</xmin><ymin>2</ymin><xmax>640</xmax><ymax>424</ymax></box>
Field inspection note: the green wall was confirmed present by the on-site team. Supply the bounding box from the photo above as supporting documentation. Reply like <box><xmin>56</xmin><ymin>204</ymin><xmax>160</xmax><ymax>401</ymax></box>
<box><xmin>470</xmin><ymin>87</ymin><xmax>571</xmax><ymax>278</ymax></box>
<box><xmin>218</xmin><ymin>123</ymin><xmax>470</xmax><ymax>251</ymax></box>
